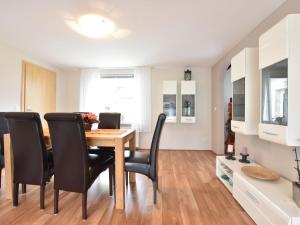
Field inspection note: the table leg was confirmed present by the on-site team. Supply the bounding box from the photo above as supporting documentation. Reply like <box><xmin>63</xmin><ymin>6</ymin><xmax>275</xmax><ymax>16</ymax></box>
<box><xmin>129</xmin><ymin>131</ymin><xmax>136</xmax><ymax>182</ymax></box>
<box><xmin>115</xmin><ymin>139</ymin><xmax>125</xmax><ymax>209</ymax></box>
<box><xmin>4</xmin><ymin>134</ymin><xmax>13</xmax><ymax>200</ymax></box>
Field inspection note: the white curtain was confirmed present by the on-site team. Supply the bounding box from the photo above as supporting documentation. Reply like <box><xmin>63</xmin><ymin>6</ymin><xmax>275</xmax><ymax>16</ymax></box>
<box><xmin>79</xmin><ymin>67</ymin><xmax>152</xmax><ymax>133</ymax></box>
<box><xmin>79</xmin><ymin>69</ymin><xmax>100</xmax><ymax>112</ymax></box>
<box><xmin>133</xmin><ymin>67</ymin><xmax>152</xmax><ymax>133</ymax></box>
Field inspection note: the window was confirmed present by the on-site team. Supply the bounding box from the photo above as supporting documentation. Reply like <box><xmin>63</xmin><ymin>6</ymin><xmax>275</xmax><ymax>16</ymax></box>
<box><xmin>80</xmin><ymin>68</ymin><xmax>151</xmax><ymax>132</ymax></box>
<box><xmin>97</xmin><ymin>73</ymin><xmax>135</xmax><ymax>124</ymax></box>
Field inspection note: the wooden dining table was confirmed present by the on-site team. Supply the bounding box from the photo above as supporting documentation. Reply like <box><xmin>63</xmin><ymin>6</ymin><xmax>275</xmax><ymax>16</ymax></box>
<box><xmin>3</xmin><ymin>128</ymin><xmax>136</xmax><ymax>210</ymax></box>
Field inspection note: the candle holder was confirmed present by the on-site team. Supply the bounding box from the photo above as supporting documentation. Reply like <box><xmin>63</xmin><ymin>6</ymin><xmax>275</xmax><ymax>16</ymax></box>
<box><xmin>239</xmin><ymin>153</ymin><xmax>250</xmax><ymax>163</ymax></box>
<box><xmin>226</xmin><ymin>153</ymin><xmax>236</xmax><ymax>160</ymax></box>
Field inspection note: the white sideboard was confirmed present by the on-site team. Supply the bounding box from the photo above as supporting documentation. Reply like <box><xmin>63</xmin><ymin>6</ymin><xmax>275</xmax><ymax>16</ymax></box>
<box><xmin>216</xmin><ymin>156</ymin><xmax>300</xmax><ymax>225</ymax></box>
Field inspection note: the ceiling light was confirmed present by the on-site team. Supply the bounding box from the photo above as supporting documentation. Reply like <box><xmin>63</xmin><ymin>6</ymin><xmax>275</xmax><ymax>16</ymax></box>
<box><xmin>66</xmin><ymin>14</ymin><xmax>115</xmax><ymax>38</ymax></box>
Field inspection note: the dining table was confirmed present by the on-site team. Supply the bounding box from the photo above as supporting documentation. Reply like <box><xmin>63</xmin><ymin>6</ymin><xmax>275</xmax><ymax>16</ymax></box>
<box><xmin>3</xmin><ymin>128</ymin><xmax>136</xmax><ymax>210</ymax></box>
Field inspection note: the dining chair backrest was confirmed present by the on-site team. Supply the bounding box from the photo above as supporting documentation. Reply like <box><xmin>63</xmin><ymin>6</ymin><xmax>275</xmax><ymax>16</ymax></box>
<box><xmin>149</xmin><ymin>113</ymin><xmax>166</xmax><ymax>179</ymax></box>
<box><xmin>0</xmin><ymin>112</ymin><xmax>9</xmax><ymax>155</ymax></box>
<box><xmin>98</xmin><ymin>113</ymin><xmax>121</xmax><ymax>129</ymax></box>
<box><xmin>44</xmin><ymin>113</ymin><xmax>89</xmax><ymax>193</ymax></box>
<box><xmin>5</xmin><ymin>112</ymin><xmax>48</xmax><ymax>185</ymax></box>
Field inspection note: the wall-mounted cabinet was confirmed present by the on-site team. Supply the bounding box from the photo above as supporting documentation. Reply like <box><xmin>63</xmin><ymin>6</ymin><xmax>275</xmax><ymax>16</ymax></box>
<box><xmin>231</xmin><ymin>48</ymin><xmax>260</xmax><ymax>135</ymax></box>
<box><xmin>258</xmin><ymin>14</ymin><xmax>300</xmax><ymax>146</ymax></box>
<box><xmin>163</xmin><ymin>80</ymin><xmax>177</xmax><ymax>123</ymax></box>
<box><xmin>181</xmin><ymin>80</ymin><xmax>196</xmax><ymax>123</ymax></box>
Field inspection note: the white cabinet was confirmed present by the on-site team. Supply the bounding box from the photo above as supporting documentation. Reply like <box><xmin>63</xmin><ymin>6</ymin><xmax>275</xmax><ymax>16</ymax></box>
<box><xmin>259</xmin><ymin>17</ymin><xmax>288</xmax><ymax>69</ymax></box>
<box><xmin>233</xmin><ymin>173</ymin><xmax>288</xmax><ymax>225</ymax></box>
<box><xmin>258</xmin><ymin>14</ymin><xmax>300</xmax><ymax>146</ymax></box>
<box><xmin>163</xmin><ymin>80</ymin><xmax>177</xmax><ymax>123</ymax></box>
<box><xmin>181</xmin><ymin>80</ymin><xmax>196</xmax><ymax>123</ymax></box>
<box><xmin>216</xmin><ymin>156</ymin><xmax>300</xmax><ymax>225</ymax></box>
<box><xmin>231</xmin><ymin>48</ymin><xmax>260</xmax><ymax>135</ymax></box>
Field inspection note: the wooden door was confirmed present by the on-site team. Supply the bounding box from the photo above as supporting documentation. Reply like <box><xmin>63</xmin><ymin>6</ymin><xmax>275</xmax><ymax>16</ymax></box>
<box><xmin>22</xmin><ymin>62</ymin><xmax>56</xmax><ymax>126</ymax></box>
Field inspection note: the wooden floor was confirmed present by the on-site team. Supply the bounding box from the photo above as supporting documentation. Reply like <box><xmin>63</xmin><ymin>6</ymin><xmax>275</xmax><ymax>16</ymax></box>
<box><xmin>0</xmin><ymin>151</ymin><xmax>255</xmax><ymax>225</ymax></box>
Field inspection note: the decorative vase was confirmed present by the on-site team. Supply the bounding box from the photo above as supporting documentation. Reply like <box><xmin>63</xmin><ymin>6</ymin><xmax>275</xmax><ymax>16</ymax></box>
<box><xmin>83</xmin><ymin>123</ymin><xmax>92</xmax><ymax>131</ymax></box>
<box><xmin>293</xmin><ymin>182</ymin><xmax>300</xmax><ymax>207</ymax></box>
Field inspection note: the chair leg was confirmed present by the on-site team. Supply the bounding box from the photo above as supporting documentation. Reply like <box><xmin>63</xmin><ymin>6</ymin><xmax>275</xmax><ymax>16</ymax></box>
<box><xmin>152</xmin><ymin>180</ymin><xmax>157</xmax><ymax>204</ymax></box>
<box><xmin>54</xmin><ymin>189</ymin><xmax>59</xmax><ymax>214</ymax></box>
<box><xmin>82</xmin><ymin>192</ymin><xmax>87</xmax><ymax>220</ymax></box>
<box><xmin>125</xmin><ymin>171</ymin><xmax>128</xmax><ymax>187</ymax></box>
<box><xmin>22</xmin><ymin>184</ymin><xmax>26</xmax><ymax>194</ymax></box>
<box><xmin>109</xmin><ymin>166</ymin><xmax>113</xmax><ymax>196</ymax></box>
<box><xmin>40</xmin><ymin>184</ymin><xmax>45</xmax><ymax>209</ymax></box>
<box><xmin>113</xmin><ymin>165</ymin><xmax>116</xmax><ymax>192</ymax></box>
<box><xmin>13</xmin><ymin>182</ymin><xmax>19</xmax><ymax>207</ymax></box>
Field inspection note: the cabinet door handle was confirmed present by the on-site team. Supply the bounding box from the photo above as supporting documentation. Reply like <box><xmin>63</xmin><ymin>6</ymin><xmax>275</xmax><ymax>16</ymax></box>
<box><xmin>245</xmin><ymin>191</ymin><xmax>260</xmax><ymax>205</ymax></box>
<box><xmin>263</xmin><ymin>131</ymin><xmax>278</xmax><ymax>136</ymax></box>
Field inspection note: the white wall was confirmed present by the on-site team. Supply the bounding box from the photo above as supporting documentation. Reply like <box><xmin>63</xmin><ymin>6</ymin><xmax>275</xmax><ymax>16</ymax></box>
<box><xmin>0</xmin><ymin>43</ymin><xmax>60</xmax><ymax>112</ymax></box>
<box><xmin>223</xmin><ymin>68</ymin><xmax>232</xmax><ymax>122</ymax></box>
<box><xmin>0</xmin><ymin>44</ymin><xmax>23</xmax><ymax>111</ymax></box>
<box><xmin>56</xmin><ymin>70</ymin><xmax>81</xmax><ymax>112</ymax></box>
<box><xmin>235</xmin><ymin>134</ymin><xmax>294</xmax><ymax>181</ymax></box>
<box><xmin>211</xmin><ymin>0</ymin><xmax>300</xmax><ymax>181</ymax></box>
<box><xmin>140</xmin><ymin>66</ymin><xmax>212</xmax><ymax>150</ymax></box>
<box><xmin>56</xmin><ymin>66</ymin><xmax>212</xmax><ymax>150</ymax></box>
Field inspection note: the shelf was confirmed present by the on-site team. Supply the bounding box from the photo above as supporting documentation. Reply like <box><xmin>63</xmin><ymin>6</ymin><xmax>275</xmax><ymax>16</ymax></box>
<box><xmin>218</xmin><ymin>163</ymin><xmax>233</xmax><ymax>179</ymax></box>
<box><xmin>218</xmin><ymin>173</ymin><xmax>233</xmax><ymax>192</ymax></box>
<box><xmin>181</xmin><ymin>80</ymin><xmax>196</xmax><ymax>123</ymax></box>
<box><xmin>216</xmin><ymin>158</ymin><xmax>233</xmax><ymax>193</ymax></box>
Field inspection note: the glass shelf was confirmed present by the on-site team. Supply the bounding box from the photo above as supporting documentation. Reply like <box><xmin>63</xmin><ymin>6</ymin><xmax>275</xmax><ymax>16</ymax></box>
<box><xmin>182</xmin><ymin>95</ymin><xmax>195</xmax><ymax>117</ymax></box>
<box><xmin>261</xmin><ymin>59</ymin><xmax>288</xmax><ymax>126</ymax></box>
<box><xmin>163</xmin><ymin>94</ymin><xmax>176</xmax><ymax>118</ymax></box>
<box><xmin>233</xmin><ymin>78</ymin><xmax>245</xmax><ymax>121</ymax></box>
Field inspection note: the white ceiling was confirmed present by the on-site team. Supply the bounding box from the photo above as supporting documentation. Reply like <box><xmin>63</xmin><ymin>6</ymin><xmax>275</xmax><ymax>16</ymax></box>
<box><xmin>0</xmin><ymin>0</ymin><xmax>285</xmax><ymax>69</ymax></box>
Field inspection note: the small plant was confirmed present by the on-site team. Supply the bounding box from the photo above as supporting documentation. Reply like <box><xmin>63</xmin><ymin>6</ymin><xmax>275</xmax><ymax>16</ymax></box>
<box><xmin>293</xmin><ymin>148</ymin><xmax>300</xmax><ymax>185</ymax></box>
<box><xmin>80</xmin><ymin>113</ymin><xmax>98</xmax><ymax>124</ymax></box>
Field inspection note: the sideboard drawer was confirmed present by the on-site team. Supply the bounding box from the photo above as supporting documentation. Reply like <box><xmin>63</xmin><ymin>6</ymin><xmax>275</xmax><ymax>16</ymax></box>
<box><xmin>233</xmin><ymin>185</ymin><xmax>272</xmax><ymax>225</ymax></box>
<box><xmin>233</xmin><ymin>174</ymin><xmax>289</xmax><ymax>225</ymax></box>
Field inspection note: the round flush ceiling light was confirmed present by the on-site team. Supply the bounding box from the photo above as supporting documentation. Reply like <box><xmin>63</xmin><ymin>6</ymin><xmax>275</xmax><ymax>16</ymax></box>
<box><xmin>66</xmin><ymin>14</ymin><xmax>115</xmax><ymax>38</ymax></box>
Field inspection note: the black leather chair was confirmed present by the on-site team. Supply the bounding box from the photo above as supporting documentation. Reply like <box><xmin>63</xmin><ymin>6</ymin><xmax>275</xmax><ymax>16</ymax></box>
<box><xmin>98</xmin><ymin>113</ymin><xmax>121</xmax><ymax>130</ymax></box>
<box><xmin>89</xmin><ymin>112</ymin><xmax>131</xmax><ymax>157</ymax></box>
<box><xmin>125</xmin><ymin>113</ymin><xmax>166</xmax><ymax>204</ymax></box>
<box><xmin>0</xmin><ymin>112</ymin><xmax>9</xmax><ymax>188</ymax></box>
<box><xmin>44</xmin><ymin>113</ymin><xmax>115</xmax><ymax>219</ymax></box>
<box><xmin>5</xmin><ymin>112</ymin><xmax>54</xmax><ymax>209</ymax></box>
<box><xmin>89</xmin><ymin>113</ymin><xmax>121</xmax><ymax>155</ymax></box>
